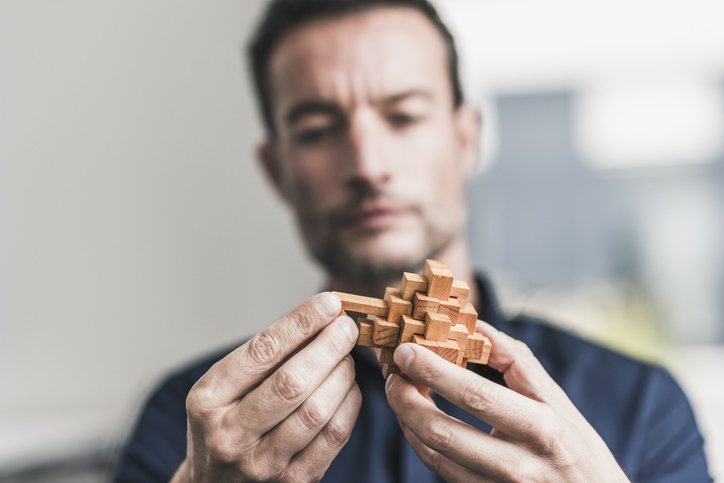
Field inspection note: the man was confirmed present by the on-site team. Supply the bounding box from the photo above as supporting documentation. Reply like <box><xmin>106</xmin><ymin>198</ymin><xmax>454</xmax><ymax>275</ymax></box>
<box><xmin>113</xmin><ymin>0</ymin><xmax>711</xmax><ymax>481</ymax></box>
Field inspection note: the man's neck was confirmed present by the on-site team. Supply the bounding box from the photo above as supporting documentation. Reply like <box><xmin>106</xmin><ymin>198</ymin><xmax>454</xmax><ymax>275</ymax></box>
<box><xmin>327</xmin><ymin>237</ymin><xmax>479</xmax><ymax>310</ymax></box>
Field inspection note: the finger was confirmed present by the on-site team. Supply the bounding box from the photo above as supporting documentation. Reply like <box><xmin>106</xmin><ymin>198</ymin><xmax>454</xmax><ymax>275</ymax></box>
<box><xmin>189</xmin><ymin>292</ymin><xmax>343</xmax><ymax>408</ymax></box>
<box><xmin>280</xmin><ymin>382</ymin><xmax>363</xmax><ymax>483</ymax></box>
<box><xmin>393</xmin><ymin>343</ymin><xmax>542</xmax><ymax>442</ymax></box>
<box><xmin>228</xmin><ymin>314</ymin><xmax>359</xmax><ymax>438</ymax></box>
<box><xmin>259</xmin><ymin>354</ymin><xmax>357</xmax><ymax>463</ymax></box>
<box><xmin>475</xmin><ymin>320</ymin><xmax>569</xmax><ymax>405</ymax></box>
<box><xmin>400</xmin><ymin>423</ymin><xmax>492</xmax><ymax>483</ymax></box>
<box><xmin>386</xmin><ymin>374</ymin><xmax>525</xmax><ymax>480</ymax></box>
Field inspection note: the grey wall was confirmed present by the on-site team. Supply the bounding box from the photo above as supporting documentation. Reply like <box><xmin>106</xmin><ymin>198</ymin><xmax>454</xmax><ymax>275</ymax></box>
<box><xmin>0</xmin><ymin>0</ymin><xmax>323</xmax><ymax>466</ymax></box>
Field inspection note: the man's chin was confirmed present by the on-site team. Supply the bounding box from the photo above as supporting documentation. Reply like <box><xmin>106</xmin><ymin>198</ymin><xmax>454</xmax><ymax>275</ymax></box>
<box><xmin>315</xmin><ymin>231</ymin><xmax>429</xmax><ymax>282</ymax></box>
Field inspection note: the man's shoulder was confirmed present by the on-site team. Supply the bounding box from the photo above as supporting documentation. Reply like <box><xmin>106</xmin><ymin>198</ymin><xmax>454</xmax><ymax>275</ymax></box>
<box><xmin>503</xmin><ymin>312</ymin><xmax>666</xmax><ymax>383</ymax></box>
<box><xmin>501</xmin><ymin>313</ymin><xmax>689</xmax><ymax>425</ymax></box>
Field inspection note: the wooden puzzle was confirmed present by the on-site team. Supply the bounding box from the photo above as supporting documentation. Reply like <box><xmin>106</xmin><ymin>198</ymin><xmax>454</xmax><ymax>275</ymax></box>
<box><xmin>333</xmin><ymin>259</ymin><xmax>492</xmax><ymax>396</ymax></box>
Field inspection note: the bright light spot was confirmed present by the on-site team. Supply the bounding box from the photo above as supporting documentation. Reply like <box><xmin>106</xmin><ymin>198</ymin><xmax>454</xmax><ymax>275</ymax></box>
<box><xmin>574</xmin><ymin>80</ymin><xmax>724</xmax><ymax>168</ymax></box>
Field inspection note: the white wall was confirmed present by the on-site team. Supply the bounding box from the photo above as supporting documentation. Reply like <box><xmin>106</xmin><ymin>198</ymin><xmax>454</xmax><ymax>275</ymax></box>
<box><xmin>0</xmin><ymin>0</ymin><xmax>323</xmax><ymax>466</ymax></box>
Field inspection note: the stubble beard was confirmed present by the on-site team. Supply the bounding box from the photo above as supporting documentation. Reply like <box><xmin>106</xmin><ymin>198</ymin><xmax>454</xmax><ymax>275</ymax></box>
<box><xmin>300</xmin><ymin>207</ymin><xmax>458</xmax><ymax>284</ymax></box>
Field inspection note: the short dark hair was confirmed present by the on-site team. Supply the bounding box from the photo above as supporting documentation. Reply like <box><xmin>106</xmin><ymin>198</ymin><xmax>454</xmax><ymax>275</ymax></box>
<box><xmin>248</xmin><ymin>0</ymin><xmax>464</xmax><ymax>137</ymax></box>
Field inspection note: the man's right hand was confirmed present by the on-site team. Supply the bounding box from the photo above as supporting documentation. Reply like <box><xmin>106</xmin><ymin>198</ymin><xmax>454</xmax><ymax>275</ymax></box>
<box><xmin>170</xmin><ymin>292</ymin><xmax>362</xmax><ymax>483</ymax></box>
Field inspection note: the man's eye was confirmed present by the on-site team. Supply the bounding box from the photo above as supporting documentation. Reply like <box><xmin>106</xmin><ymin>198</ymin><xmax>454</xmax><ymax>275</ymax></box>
<box><xmin>388</xmin><ymin>113</ymin><xmax>420</xmax><ymax>127</ymax></box>
<box><xmin>293</xmin><ymin>125</ymin><xmax>337</xmax><ymax>145</ymax></box>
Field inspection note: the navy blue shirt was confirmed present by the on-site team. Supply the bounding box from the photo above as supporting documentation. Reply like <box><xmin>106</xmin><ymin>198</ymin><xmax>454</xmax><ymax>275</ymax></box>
<box><xmin>113</xmin><ymin>276</ymin><xmax>711</xmax><ymax>482</ymax></box>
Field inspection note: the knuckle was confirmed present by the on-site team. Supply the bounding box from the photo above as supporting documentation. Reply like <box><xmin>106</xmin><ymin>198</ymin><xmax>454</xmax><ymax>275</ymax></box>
<box><xmin>318</xmin><ymin>325</ymin><xmax>352</xmax><ymax>358</ymax></box>
<box><xmin>206</xmin><ymin>432</ymin><xmax>239</xmax><ymax>466</ymax></box>
<box><xmin>419</xmin><ymin>448</ymin><xmax>445</xmax><ymax>476</ymax></box>
<box><xmin>278</xmin><ymin>465</ymin><xmax>313</xmax><ymax>483</ymax></box>
<box><xmin>243</xmin><ymin>465</ymin><xmax>275</xmax><ymax>483</ymax></box>
<box><xmin>422</xmin><ymin>418</ymin><xmax>454</xmax><ymax>451</ymax></box>
<box><xmin>506</xmin><ymin>458</ymin><xmax>542</xmax><ymax>483</ymax></box>
<box><xmin>186</xmin><ymin>383</ymin><xmax>216</xmax><ymax>419</ymax></box>
<box><xmin>288</xmin><ymin>307</ymin><xmax>319</xmax><ymax>340</ymax></box>
<box><xmin>298</xmin><ymin>396</ymin><xmax>330</xmax><ymax>432</ymax></box>
<box><xmin>512</xmin><ymin>339</ymin><xmax>533</xmax><ymax>357</ymax></box>
<box><xmin>322</xmin><ymin>417</ymin><xmax>353</xmax><ymax>447</ymax></box>
<box><xmin>461</xmin><ymin>379</ymin><xmax>496</xmax><ymax>413</ymax></box>
<box><xmin>238</xmin><ymin>453</ymin><xmax>281</xmax><ymax>483</ymax></box>
<box><xmin>246</xmin><ymin>332</ymin><xmax>280</xmax><ymax>369</ymax></box>
<box><xmin>338</xmin><ymin>355</ymin><xmax>357</xmax><ymax>380</ymax></box>
<box><xmin>272</xmin><ymin>367</ymin><xmax>308</xmax><ymax>402</ymax></box>
<box><xmin>533</xmin><ymin>416</ymin><xmax>566</xmax><ymax>458</ymax></box>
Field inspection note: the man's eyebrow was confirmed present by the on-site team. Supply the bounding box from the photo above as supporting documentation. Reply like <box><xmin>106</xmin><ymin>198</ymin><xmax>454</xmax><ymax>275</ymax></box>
<box><xmin>381</xmin><ymin>90</ymin><xmax>433</xmax><ymax>106</ymax></box>
<box><xmin>284</xmin><ymin>101</ymin><xmax>343</xmax><ymax>127</ymax></box>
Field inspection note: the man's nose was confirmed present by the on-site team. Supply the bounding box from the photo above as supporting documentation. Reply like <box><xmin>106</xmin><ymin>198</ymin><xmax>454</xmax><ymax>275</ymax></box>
<box><xmin>345</xmin><ymin>111</ymin><xmax>391</xmax><ymax>187</ymax></box>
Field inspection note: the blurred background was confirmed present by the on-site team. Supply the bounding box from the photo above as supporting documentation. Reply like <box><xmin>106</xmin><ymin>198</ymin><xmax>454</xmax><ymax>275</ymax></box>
<box><xmin>1</xmin><ymin>0</ymin><xmax>722</xmax><ymax>480</ymax></box>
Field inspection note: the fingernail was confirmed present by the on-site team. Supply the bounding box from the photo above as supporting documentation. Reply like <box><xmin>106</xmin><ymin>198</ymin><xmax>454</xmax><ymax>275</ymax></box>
<box><xmin>316</xmin><ymin>292</ymin><xmax>341</xmax><ymax>318</ymax></box>
<box><xmin>339</xmin><ymin>316</ymin><xmax>359</xmax><ymax>343</ymax></box>
<box><xmin>394</xmin><ymin>344</ymin><xmax>414</xmax><ymax>371</ymax></box>
<box><xmin>344</xmin><ymin>354</ymin><xmax>355</xmax><ymax>366</ymax></box>
<box><xmin>385</xmin><ymin>373</ymin><xmax>398</xmax><ymax>393</ymax></box>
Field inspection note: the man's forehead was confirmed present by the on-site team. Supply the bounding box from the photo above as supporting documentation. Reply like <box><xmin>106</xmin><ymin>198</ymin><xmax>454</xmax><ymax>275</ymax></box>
<box><xmin>267</xmin><ymin>7</ymin><xmax>451</xmax><ymax>114</ymax></box>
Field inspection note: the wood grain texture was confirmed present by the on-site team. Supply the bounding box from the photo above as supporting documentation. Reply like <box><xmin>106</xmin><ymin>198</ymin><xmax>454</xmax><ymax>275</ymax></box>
<box><xmin>450</xmin><ymin>280</ymin><xmax>470</xmax><ymax>308</ymax></box>
<box><xmin>371</xmin><ymin>315</ymin><xmax>399</xmax><ymax>346</ymax></box>
<box><xmin>356</xmin><ymin>318</ymin><xmax>376</xmax><ymax>347</ymax></box>
<box><xmin>439</xmin><ymin>298</ymin><xmax>461</xmax><ymax>324</ymax></box>
<box><xmin>457</xmin><ymin>300</ymin><xmax>478</xmax><ymax>335</ymax></box>
<box><xmin>375</xmin><ymin>346</ymin><xmax>396</xmax><ymax>364</ymax></box>
<box><xmin>399</xmin><ymin>272</ymin><xmax>428</xmax><ymax>300</ymax></box>
<box><xmin>334</xmin><ymin>291</ymin><xmax>388</xmax><ymax>317</ymax></box>
<box><xmin>399</xmin><ymin>314</ymin><xmax>427</xmax><ymax>343</ymax></box>
<box><xmin>385</xmin><ymin>287</ymin><xmax>413</xmax><ymax>324</ymax></box>
<box><xmin>448</xmin><ymin>324</ymin><xmax>469</xmax><ymax>351</ymax></box>
<box><xmin>424</xmin><ymin>312</ymin><xmax>452</xmax><ymax>342</ymax></box>
<box><xmin>412</xmin><ymin>334</ymin><xmax>439</xmax><ymax>354</ymax></box>
<box><xmin>466</xmin><ymin>335</ymin><xmax>492</xmax><ymax>364</ymax></box>
<box><xmin>437</xmin><ymin>340</ymin><xmax>460</xmax><ymax>364</ymax></box>
<box><xmin>423</xmin><ymin>259</ymin><xmax>449</xmax><ymax>271</ymax></box>
<box><xmin>464</xmin><ymin>332</ymin><xmax>490</xmax><ymax>362</ymax></box>
<box><xmin>412</xmin><ymin>291</ymin><xmax>440</xmax><ymax>319</ymax></box>
<box><xmin>424</xmin><ymin>264</ymin><xmax>454</xmax><ymax>300</ymax></box>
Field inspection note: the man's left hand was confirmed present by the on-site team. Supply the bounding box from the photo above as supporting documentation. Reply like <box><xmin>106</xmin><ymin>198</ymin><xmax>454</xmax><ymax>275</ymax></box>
<box><xmin>385</xmin><ymin>321</ymin><xmax>631</xmax><ymax>483</ymax></box>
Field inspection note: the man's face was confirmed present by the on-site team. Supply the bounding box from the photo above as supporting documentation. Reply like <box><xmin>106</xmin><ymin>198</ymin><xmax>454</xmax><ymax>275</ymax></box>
<box><xmin>261</xmin><ymin>7</ymin><xmax>479</xmax><ymax>280</ymax></box>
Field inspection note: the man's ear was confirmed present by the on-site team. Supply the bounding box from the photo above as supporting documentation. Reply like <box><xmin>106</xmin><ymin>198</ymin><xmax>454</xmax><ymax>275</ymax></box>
<box><xmin>257</xmin><ymin>141</ymin><xmax>291</xmax><ymax>203</ymax></box>
<box><xmin>454</xmin><ymin>102</ymin><xmax>482</xmax><ymax>178</ymax></box>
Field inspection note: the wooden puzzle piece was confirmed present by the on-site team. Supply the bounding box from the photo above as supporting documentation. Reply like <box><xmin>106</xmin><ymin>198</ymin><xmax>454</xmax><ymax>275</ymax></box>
<box><xmin>412</xmin><ymin>333</ymin><xmax>439</xmax><ymax>354</ymax></box>
<box><xmin>371</xmin><ymin>315</ymin><xmax>399</xmax><ymax>346</ymax></box>
<box><xmin>375</xmin><ymin>346</ymin><xmax>395</xmax><ymax>364</ymax></box>
<box><xmin>399</xmin><ymin>314</ymin><xmax>426</xmax><ymax>343</ymax></box>
<box><xmin>438</xmin><ymin>297</ymin><xmax>461</xmax><ymax>325</ymax></box>
<box><xmin>437</xmin><ymin>340</ymin><xmax>460</xmax><ymax>364</ymax></box>
<box><xmin>450</xmin><ymin>279</ymin><xmax>470</xmax><ymax>307</ymax></box>
<box><xmin>464</xmin><ymin>332</ymin><xmax>492</xmax><ymax>364</ymax></box>
<box><xmin>333</xmin><ymin>259</ymin><xmax>491</xmax><ymax>395</ymax></box>
<box><xmin>457</xmin><ymin>300</ymin><xmax>478</xmax><ymax>335</ymax></box>
<box><xmin>447</xmin><ymin>323</ymin><xmax>469</xmax><ymax>351</ymax></box>
<box><xmin>384</xmin><ymin>287</ymin><xmax>413</xmax><ymax>324</ymax></box>
<box><xmin>424</xmin><ymin>312</ymin><xmax>451</xmax><ymax>342</ymax></box>
<box><xmin>334</xmin><ymin>291</ymin><xmax>388</xmax><ymax>317</ymax></box>
<box><xmin>424</xmin><ymin>260</ymin><xmax>454</xmax><ymax>300</ymax></box>
<box><xmin>400</xmin><ymin>273</ymin><xmax>428</xmax><ymax>300</ymax></box>
<box><xmin>412</xmin><ymin>291</ymin><xmax>439</xmax><ymax>319</ymax></box>
<box><xmin>356</xmin><ymin>318</ymin><xmax>375</xmax><ymax>346</ymax></box>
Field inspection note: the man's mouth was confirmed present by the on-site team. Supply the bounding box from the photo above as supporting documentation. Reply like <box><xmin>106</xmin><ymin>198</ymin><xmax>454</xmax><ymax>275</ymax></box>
<box><xmin>335</xmin><ymin>205</ymin><xmax>410</xmax><ymax>231</ymax></box>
